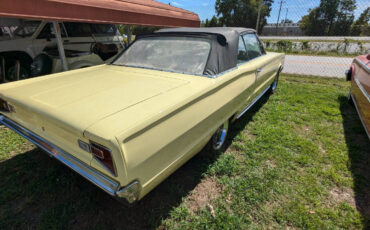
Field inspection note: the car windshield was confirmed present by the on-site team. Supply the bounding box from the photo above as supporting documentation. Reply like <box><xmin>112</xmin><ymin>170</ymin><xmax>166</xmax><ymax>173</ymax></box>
<box><xmin>113</xmin><ymin>36</ymin><xmax>211</xmax><ymax>75</ymax></box>
<box><xmin>14</xmin><ymin>20</ymin><xmax>40</xmax><ymax>37</ymax></box>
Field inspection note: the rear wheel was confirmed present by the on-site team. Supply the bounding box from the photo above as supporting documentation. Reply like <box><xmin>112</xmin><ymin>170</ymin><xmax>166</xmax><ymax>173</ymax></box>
<box><xmin>30</xmin><ymin>54</ymin><xmax>52</xmax><ymax>77</ymax></box>
<box><xmin>6</xmin><ymin>63</ymin><xmax>30</xmax><ymax>81</ymax></box>
<box><xmin>270</xmin><ymin>69</ymin><xmax>281</xmax><ymax>94</ymax></box>
<box><xmin>207</xmin><ymin>120</ymin><xmax>230</xmax><ymax>154</ymax></box>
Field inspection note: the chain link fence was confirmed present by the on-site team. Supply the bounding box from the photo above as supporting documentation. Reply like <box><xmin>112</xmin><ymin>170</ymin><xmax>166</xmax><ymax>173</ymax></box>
<box><xmin>259</xmin><ymin>0</ymin><xmax>369</xmax><ymax>77</ymax></box>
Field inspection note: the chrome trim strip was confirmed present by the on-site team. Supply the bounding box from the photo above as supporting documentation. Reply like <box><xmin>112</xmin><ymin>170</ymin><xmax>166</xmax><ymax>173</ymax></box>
<box><xmin>355</xmin><ymin>78</ymin><xmax>370</xmax><ymax>103</ymax></box>
<box><xmin>350</xmin><ymin>94</ymin><xmax>370</xmax><ymax>140</ymax></box>
<box><xmin>0</xmin><ymin>115</ymin><xmax>119</xmax><ymax>196</ymax></box>
<box><xmin>354</xmin><ymin>58</ymin><xmax>370</xmax><ymax>74</ymax></box>
<box><xmin>236</xmin><ymin>85</ymin><xmax>271</xmax><ymax>119</ymax></box>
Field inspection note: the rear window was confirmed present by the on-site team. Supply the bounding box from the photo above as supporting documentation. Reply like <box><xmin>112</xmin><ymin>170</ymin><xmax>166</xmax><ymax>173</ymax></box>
<box><xmin>92</xmin><ymin>24</ymin><xmax>117</xmax><ymax>35</ymax></box>
<box><xmin>113</xmin><ymin>36</ymin><xmax>211</xmax><ymax>75</ymax></box>
<box><xmin>64</xmin><ymin>22</ymin><xmax>92</xmax><ymax>37</ymax></box>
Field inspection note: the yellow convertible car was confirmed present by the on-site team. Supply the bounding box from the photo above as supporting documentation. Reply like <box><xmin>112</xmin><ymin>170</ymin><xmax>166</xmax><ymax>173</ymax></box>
<box><xmin>0</xmin><ymin>27</ymin><xmax>284</xmax><ymax>204</ymax></box>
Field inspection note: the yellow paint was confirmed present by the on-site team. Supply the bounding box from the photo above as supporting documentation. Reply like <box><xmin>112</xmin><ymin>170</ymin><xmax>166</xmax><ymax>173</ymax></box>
<box><xmin>0</xmin><ymin>52</ymin><xmax>284</xmax><ymax>199</ymax></box>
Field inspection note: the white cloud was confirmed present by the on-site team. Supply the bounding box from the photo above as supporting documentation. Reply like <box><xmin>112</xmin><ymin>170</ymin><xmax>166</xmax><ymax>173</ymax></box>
<box><xmin>172</xmin><ymin>1</ymin><xmax>184</xmax><ymax>7</ymax></box>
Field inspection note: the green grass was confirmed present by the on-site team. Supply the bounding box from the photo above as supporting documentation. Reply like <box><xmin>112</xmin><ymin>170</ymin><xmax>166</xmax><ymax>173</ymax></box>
<box><xmin>0</xmin><ymin>75</ymin><xmax>369</xmax><ymax>229</ymax></box>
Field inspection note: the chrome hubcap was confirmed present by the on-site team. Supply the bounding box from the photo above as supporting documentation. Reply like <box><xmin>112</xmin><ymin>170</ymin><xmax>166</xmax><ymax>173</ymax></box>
<box><xmin>271</xmin><ymin>77</ymin><xmax>278</xmax><ymax>91</ymax></box>
<box><xmin>212</xmin><ymin>121</ymin><xmax>229</xmax><ymax>150</ymax></box>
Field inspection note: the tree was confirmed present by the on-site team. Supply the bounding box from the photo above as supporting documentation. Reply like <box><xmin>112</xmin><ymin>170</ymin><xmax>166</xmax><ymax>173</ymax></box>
<box><xmin>351</xmin><ymin>7</ymin><xmax>370</xmax><ymax>36</ymax></box>
<box><xmin>204</xmin><ymin>16</ymin><xmax>222</xmax><ymax>27</ymax></box>
<box><xmin>215</xmin><ymin>0</ymin><xmax>274</xmax><ymax>34</ymax></box>
<box><xmin>281</xmin><ymin>19</ymin><xmax>293</xmax><ymax>24</ymax></box>
<box><xmin>299</xmin><ymin>8</ymin><xmax>325</xmax><ymax>36</ymax></box>
<box><xmin>117</xmin><ymin>25</ymin><xmax>159</xmax><ymax>36</ymax></box>
<box><xmin>299</xmin><ymin>0</ymin><xmax>356</xmax><ymax>36</ymax></box>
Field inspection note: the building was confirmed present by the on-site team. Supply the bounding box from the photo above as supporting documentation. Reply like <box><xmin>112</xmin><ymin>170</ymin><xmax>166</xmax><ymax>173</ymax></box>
<box><xmin>262</xmin><ymin>23</ymin><xmax>303</xmax><ymax>36</ymax></box>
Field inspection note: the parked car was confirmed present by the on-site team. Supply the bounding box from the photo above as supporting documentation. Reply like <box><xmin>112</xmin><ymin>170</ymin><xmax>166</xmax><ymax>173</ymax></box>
<box><xmin>0</xmin><ymin>27</ymin><xmax>285</xmax><ymax>204</ymax></box>
<box><xmin>0</xmin><ymin>18</ymin><xmax>124</xmax><ymax>80</ymax></box>
<box><xmin>346</xmin><ymin>54</ymin><xmax>370</xmax><ymax>139</ymax></box>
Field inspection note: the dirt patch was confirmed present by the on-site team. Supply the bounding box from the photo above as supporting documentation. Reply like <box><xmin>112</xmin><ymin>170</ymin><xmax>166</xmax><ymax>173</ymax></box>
<box><xmin>330</xmin><ymin>187</ymin><xmax>356</xmax><ymax>208</ymax></box>
<box><xmin>318</xmin><ymin>143</ymin><xmax>327</xmax><ymax>155</ymax></box>
<box><xmin>225</xmin><ymin>149</ymin><xmax>244</xmax><ymax>161</ymax></box>
<box><xmin>294</xmin><ymin>125</ymin><xmax>313</xmax><ymax>137</ymax></box>
<box><xmin>265</xmin><ymin>159</ymin><xmax>276</xmax><ymax>168</ymax></box>
<box><xmin>243</xmin><ymin>129</ymin><xmax>257</xmax><ymax>141</ymax></box>
<box><xmin>184</xmin><ymin>178</ymin><xmax>221</xmax><ymax>213</ymax></box>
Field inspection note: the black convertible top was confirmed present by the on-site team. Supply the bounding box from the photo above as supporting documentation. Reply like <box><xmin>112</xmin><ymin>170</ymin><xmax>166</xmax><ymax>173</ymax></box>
<box><xmin>156</xmin><ymin>27</ymin><xmax>256</xmax><ymax>75</ymax></box>
<box><xmin>157</xmin><ymin>27</ymin><xmax>255</xmax><ymax>44</ymax></box>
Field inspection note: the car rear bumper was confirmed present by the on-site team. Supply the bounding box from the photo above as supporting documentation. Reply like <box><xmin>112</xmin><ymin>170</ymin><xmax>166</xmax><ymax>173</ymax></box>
<box><xmin>0</xmin><ymin>114</ymin><xmax>139</xmax><ymax>204</ymax></box>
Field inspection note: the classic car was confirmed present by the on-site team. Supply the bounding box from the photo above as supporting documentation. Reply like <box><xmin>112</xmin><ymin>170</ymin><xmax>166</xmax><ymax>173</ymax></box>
<box><xmin>0</xmin><ymin>27</ymin><xmax>285</xmax><ymax>204</ymax></box>
<box><xmin>346</xmin><ymin>54</ymin><xmax>370</xmax><ymax>139</ymax></box>
<box><xmin>0</xmin><ymin>18</ymin><xmax>124</xmax><ymax>80</ymax></box>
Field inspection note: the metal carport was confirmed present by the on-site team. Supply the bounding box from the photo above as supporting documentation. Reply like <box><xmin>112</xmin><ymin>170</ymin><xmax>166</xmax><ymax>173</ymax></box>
<box><xmin>0</xmin><ymin>0</ymin><xmax>200</xmax><ymax>72</ymax></box>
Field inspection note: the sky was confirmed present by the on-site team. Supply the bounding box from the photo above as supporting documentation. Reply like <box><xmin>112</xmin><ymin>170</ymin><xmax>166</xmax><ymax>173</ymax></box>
<box><xmin>157</xmin><ymin>0</ymin><xmax>370</xmax><ymax>23</ymax></box>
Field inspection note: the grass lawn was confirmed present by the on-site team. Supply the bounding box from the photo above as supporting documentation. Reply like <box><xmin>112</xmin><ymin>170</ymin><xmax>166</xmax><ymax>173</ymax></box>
<box><xmin>0</xmin><ymin>74</ymin><xmax>369</xmax><ymax>229</ymax></box>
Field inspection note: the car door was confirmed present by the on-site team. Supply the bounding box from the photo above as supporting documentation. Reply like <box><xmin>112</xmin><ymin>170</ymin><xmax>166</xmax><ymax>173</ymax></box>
<box><xmin>233</xmin><ymin>35</ymin><xmax>262</xmax><ymax>117</ymax></box>
<box><xmin>242</xmin><ymin>33</ymin><xmax>276</xmax><ymax>96</ymax></box>
<box><xmin>32</xmin><ymin>22</ymin><xmax>67</xmax><ymax>57</ymax></box>
<box><xmin>62</xmin><ymin>22</ymin><xmax>95</xmax><ymax>52</ymax></box>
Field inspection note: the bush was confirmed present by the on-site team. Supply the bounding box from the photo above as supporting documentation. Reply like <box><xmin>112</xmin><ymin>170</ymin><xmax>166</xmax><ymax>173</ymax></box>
<box><xmin>276</xmin><ymin>40</ymin><xmax>293</xmax><ymax>52</ymax></box>
<box><xmin>301</xmin><ymin>41</ymin><xmax>310</xmax><ymax>50</ymax></box>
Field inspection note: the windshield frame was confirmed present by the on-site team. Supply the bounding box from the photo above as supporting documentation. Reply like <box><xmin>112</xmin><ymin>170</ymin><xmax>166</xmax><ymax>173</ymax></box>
<box><xmin>13</xmin><ymin>20</ymin><xmax>41</xmax><ymax>38</ymax></box>
<box><xmin>111</xmin><ymin>34</ymin><xmax>213</xmax><ymax>77</ymax></box>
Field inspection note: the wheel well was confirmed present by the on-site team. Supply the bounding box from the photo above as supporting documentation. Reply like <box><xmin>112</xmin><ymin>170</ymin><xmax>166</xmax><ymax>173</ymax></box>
<box><xmin>0</xmin><ymin>51</ymin><xmax>33</xmax><ymax>66</ymax></box>
<box><xmin>278</xmin><ymin>65</ymin><xmax>283</xmax><ymax>73</ymax></box>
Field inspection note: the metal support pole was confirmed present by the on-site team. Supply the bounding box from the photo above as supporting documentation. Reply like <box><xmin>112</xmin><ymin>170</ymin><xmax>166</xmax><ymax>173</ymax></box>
<box><xmin>256</xmin><ymin>0</ymin><xmax>263</xmax><ymax>34</ymax></box>
<box><xmin>125</xmin><ymin>26</ymin><xmax>131</xmax><ymax>45</ymax></box>
<box><xmin>52</xmin><ymin>22</ymin><xmax>68</xmax><ymax>71</ymax></box>
<box><xmin>1</xmin><ymin>57</ymin><xmax>6</xmax><ymax>83</ymax></box>
<box><xmin>15</xmin><ymin>60</ymin><xmax>20</xmax><ymax>81</ymax></box>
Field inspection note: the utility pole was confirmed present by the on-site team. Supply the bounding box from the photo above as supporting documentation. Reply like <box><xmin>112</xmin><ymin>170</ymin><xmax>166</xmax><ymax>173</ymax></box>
<box><xmin>285</xmin><ymin>8</ymin><xmax>288</xmax><ymax>23</ymax></box>
<box><xmin>256</xmin><ymin>0</ymin><xmax>263</xmax><ymax>34</ymax></box>
<box><xmin>275</xmin><ymin>0</ymin><xmax>284</xmax><ymax>35</ymax></box>
<box><xmin>283</xmin><ymin>8</ymin><xmax>288</xmax><ymax>33</ymax></box>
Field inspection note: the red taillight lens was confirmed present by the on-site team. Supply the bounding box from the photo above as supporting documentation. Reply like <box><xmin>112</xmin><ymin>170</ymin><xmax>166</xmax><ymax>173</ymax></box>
<box><xmin>90</xmin><ymin>142</ymin><xmax>116</xmax><ymax>176</ymax></box>
<box><xmin>0</xmin><ymin>98</ymin><xmax>10</xmax><ymax>112</ymax></box>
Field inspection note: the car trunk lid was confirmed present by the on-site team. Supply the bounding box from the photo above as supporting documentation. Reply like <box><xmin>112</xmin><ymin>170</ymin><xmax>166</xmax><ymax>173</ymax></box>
<box><xmin>0</xmin><ymin>65</ymin><xmax>189</xmax><ymax>166</ymax></box>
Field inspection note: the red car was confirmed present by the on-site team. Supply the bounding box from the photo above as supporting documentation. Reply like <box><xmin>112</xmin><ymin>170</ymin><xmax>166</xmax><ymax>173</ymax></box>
<box><xmin>346</xmin><ymin>54</ymin><xmax>370</xmax><ymax>139</ymax></box>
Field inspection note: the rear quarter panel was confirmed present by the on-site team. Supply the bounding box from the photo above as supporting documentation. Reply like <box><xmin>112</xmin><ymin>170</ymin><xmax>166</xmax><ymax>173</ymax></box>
<box><xmin>351</xmin><ymin>57</ymin><xmax>370</xmax><ymax>138</ymax></box>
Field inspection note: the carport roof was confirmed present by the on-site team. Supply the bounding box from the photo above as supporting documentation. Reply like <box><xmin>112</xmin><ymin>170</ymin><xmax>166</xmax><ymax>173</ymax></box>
<box><xmin>0</xmin><ymin>0</ymin><xmax>200</xmax><ymax>27</ymax></box>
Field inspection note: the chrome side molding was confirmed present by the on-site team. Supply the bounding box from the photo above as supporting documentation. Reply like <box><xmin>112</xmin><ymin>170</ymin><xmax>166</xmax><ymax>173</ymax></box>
<box><xmin>236</xmin><ymin>85</ymin><xmax>271</xmax><ymax>119</ymax></box>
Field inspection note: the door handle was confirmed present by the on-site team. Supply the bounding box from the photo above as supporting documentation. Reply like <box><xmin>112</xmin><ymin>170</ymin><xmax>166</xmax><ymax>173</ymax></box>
<box><xmin>256</xmin><ymin>68</ymin><xmax>263</xmax><ymax>73</ymax></box>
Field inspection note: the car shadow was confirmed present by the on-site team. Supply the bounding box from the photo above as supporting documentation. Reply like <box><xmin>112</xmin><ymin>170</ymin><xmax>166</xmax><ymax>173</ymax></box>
<box><xmin>338</xmin><ymin>96</ymin><xmax>370</xmax><ymax>228</ymax></box>
<box><xmin>0</xmin><ymin>93</ymin><xmax>271</xmax><ymax>230</ymax></box>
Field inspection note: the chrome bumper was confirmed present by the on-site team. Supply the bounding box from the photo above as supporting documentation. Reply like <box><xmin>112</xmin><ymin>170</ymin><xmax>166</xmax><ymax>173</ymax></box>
<box><xmin>0</xmin><ymin>114</ymin><xmax>139</xmax><ymax>204</ymax></box>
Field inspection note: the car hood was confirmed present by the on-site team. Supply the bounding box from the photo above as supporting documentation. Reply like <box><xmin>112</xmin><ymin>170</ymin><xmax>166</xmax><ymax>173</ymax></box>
<box><xmin>0</xmin><ymin>65</ymin><xmax>190</xmax><ymax>133</ymax></box>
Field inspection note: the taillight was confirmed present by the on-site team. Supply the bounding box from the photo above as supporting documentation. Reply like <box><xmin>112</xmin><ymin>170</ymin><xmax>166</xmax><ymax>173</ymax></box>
<box><xmin>78</xmin><ymin>140</ymin><xmax>116</xmax><ymax>176</ymax></box>
<box><xmin>90</xmin><ymin>142</ymin><xmax>116</xmax><ymax>176</ymax></box>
